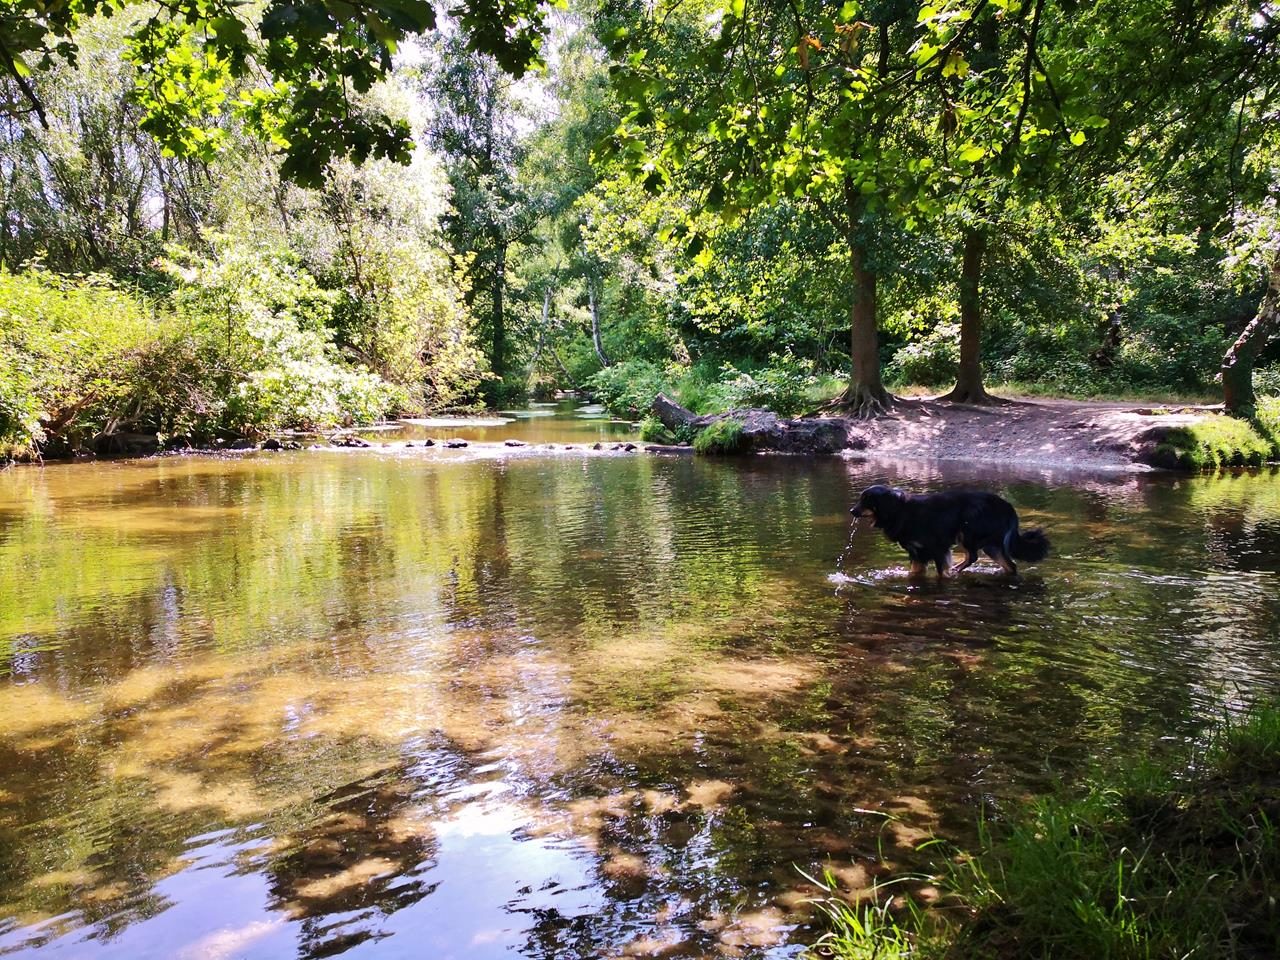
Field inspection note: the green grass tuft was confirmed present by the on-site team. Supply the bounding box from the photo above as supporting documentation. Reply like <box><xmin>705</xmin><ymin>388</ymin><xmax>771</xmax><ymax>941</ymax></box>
<box><xmin>1253</xmin><ymin>396</ymin><xmax>1280</xmax><ymax>453</ymax></box>
<box><xmin>638</xmin><ymin>415</ymin><xmax>675</xmax><ymax>444</ymax></box>
<box><xmin>807</xmin><ymin>701</ymin><xmax>1280</xmax><ymax>960</ymax></box>
<box><xmin>1154</xmin><ymin>413</ymin><xmax>1277</xmax><ymax>470</ymax></box>
<box><xmin>692</xmin><ymin>416</ymin><xmax>746</xmax><ymax>454</ymax></box>
<box><xmin>806</xmin><ymin>877</ymin><xmax>924</xmax><ymax>960</ymax></box>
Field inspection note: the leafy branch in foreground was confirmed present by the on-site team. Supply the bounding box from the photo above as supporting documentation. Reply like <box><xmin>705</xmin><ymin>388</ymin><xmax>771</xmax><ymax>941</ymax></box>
<box><xmin>0</xmin><ymin>0</ymin><xmax>553</xmax><ymax>184</ymax></box>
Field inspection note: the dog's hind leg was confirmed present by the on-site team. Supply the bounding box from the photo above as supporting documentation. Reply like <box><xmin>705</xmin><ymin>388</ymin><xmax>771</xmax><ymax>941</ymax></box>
<box><xmin>985</xmin><ymin>548</ymin><xmax>1018</xmax><ymax>576</ymax></box>
<box><xmin>949</xmin><ymin>541</ymin><xmax>978</xmax><ymax>576</ymax></box>
<box><xmin>908</xmin><ymin>559</ymin><xmax>927</xmax><ymax>578</ymax></box>
<box><xmin>935</xmin><ymin>551</ymin><xmax>953</xmax><ymax>577</ymax></box>
<box><xmin>987</xmin><ymin>528</ymin><xmax>1019</xmax><ymax>576</ymax></box>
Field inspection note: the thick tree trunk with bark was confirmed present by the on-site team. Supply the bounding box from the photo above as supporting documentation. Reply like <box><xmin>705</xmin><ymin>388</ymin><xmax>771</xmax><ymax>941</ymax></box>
<box><xmin>942</xmin><ymin>227</ymin><xmax>996</xmax><ymax>404</ymax></box>
<box><xmin>839</xmin><ymin>234</ymin><xmax>891</xmax><ymax>415</ymax></box>
<box><xmin>1222</xmin><ymin>253</ymin><xmax>1280</xmax><ymax>416</ymax></box>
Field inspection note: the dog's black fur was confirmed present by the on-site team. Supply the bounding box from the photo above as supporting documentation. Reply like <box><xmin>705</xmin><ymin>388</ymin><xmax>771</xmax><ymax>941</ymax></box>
<box><xmin>851</xmin><ymin>484</ymin><xmax>1050</xmax><ymax>577</ymax></box>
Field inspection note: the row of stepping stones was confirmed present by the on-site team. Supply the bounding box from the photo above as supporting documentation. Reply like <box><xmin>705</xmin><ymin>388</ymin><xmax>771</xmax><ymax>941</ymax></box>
<box><xmin>323</xmin><ymin>434</ymin><xmax>640</xmax><ymax>452</ymax></box>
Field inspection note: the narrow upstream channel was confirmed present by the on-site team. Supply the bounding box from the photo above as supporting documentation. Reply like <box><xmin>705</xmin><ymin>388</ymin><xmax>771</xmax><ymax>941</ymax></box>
<box><xmin>2</xmin><ymin>403</ymin><xmax>1278</xmax><ymax>958</ymax></box>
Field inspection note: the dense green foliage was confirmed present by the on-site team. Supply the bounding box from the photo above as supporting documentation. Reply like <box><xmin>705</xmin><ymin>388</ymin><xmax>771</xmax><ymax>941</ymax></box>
<box><xmin>0</xmin><ymin>260</ymin><xmax>409</xmax><ymax>454</ymax></box>
<box><xmin>811</xmin><ymin>701</ymin><xmax>1280</xmax><ymax>960</ymax></box>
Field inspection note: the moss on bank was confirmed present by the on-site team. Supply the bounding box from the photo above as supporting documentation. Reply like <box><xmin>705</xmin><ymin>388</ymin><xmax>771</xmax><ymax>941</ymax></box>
<box><xmin>809</xmin><ymin>701</ymin><xmax>1280</xmax><ymax>960</ymax></box>
<box><xmin>1152</xmin><ymin>399</ymin><xmax>1280</xmax><ymax>470</ymax></box>
<box><xmin>692</xmin><ymin>417</ymin><xmax>746</xmax><ymax>454</ymax></box>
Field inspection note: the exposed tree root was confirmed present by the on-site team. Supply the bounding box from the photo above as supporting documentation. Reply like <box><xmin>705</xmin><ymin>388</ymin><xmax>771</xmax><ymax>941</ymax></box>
<box><xmin>815</xmin><ymin>385</ymin><xmax>899</xmax><ymax>420</ymax></box>
<box><xmin>938</xmin><ymin>383</ymin><xmax>1013</xmax><ymax>406</ymax></box>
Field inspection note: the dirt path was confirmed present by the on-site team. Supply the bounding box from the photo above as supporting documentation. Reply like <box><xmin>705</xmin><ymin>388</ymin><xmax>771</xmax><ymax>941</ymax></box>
<box><xmin>844</xmin><ymin>395</ymin><xmax>1219</xmax><ymax>471</ymax></box>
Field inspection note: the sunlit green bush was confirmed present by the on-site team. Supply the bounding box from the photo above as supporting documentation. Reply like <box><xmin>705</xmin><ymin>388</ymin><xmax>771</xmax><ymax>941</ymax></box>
<box><xmin>586</xmin><ymin>359</ymin><xmax>670</xmax><ymax>417</ymax></box>
<box><xmin>886</xmin><ymin>322</ymin><xmax>960</xmax><ymax>388</ymax></box>
<box><xmin>0</xmin><ymin>267</ymin><xmax>163</xmax><ymax>452</ymax></box>
<box><xmin>165</xmin><ymin>239</ymin><xmax>407</xmax><ymax>434</ymax></box>
<box><xmin>637</xmin><ymin>415</ymin><xmax>675</xmax><ymax>443</ymax></box>
<box><xmin>228</xmin><ymin>362</ymin><xmax>406</xmax><ymax>434</ymax></box>
<box><xmin>0</xmin><ymin>252</ymin><xmax>413</xmax><ymax>454</ymax></box>
<box><xmin>715</xmin><ymin>352</ymin><xmax>818</xmax><ymax>416</ymax></box>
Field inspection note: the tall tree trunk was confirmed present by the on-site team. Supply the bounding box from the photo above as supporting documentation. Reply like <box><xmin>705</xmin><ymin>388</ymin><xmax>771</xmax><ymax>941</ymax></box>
<box><xmin>1222</xmin><ymin>253</ymin><xmax>1280</xmax><ymax>416</ymax></box>
<box><xmin>836</xmin><ymin>181</ymin><xmax>890</xmax><ymax>416</ymax></box>
<box><xmin>840</xmin><ymin>234</ymin><xmax>890</xmax><ymax>415</ymax></box>
<box><xmin>942</xmin><ymin>226</ymin><xmax>996</xmax><ymax>403</ymax></box>
<box><xmin>589</xmin><ymin>283</ymin><xmax>610</xmax><ymax>367</ymax></box>
<box><xmin>492</xmin><ymin>240</ymin><xmax>507</xmax><ymax>378</ymax></box>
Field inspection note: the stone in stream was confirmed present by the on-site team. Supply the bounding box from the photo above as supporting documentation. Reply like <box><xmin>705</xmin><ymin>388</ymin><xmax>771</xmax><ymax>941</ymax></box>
<box><xmin>228</xmin><ymin>439</ymin><xmax>255</xmax><ymax>451</ymax></box>
<box><xmin>444</xmin><ymin>439</ymin><xmax>468</xmax><ymax>449</ymax></box>
<box><xmin>422</xmin><ymin>438</ymin><xmax>435</xmax><ymax>447</ymax></box>
<box><xmin>260</xmin><ymin>438</ymin><xmax>282</xmax><ymax>451</ymax></box>
<box><xmin>330</xmin><ymin>434</ymin><xmax>371</xmax><ymax>448</ymax></box>
<box><xmin>504</xmin><ymin>440</ymin><xmax>526</xmax><ymax>447</ymax></box>
<box><xmin>592</xmin><ymin>442</ymin><xmax>603</xmax><ymax>450</ymax></box>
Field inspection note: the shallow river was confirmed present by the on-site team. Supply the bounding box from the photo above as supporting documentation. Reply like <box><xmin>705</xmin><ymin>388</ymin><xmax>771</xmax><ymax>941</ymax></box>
<box><xmin>2</xmin><ymin>404</ymin><xmax>1279</xmax><ymax>959</ymax></box>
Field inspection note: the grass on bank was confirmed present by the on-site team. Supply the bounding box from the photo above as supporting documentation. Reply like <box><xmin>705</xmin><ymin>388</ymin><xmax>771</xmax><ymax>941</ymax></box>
<box><xmin>807</xmin><ymin>701</ymin><xmax>1280</xmax><ymax>960</ymax></box>
<box><xmin>1152</xmin><ymin>397</ymin><xmax>1280</xmax><ymax>469</ymax></box>
<box><xmin>692</xmin><ymin>417</ymin><xmax>746</xmax><ymax>454</ymax></box>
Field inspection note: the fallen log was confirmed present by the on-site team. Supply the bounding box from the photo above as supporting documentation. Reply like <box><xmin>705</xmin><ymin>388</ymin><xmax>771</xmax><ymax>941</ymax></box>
<box><xmin>649</xmin><ymin>393</ymin><xmax>863</xmax><ymax>455</ymax></box>
<box><xmin>652</xmin><ymin>393</ymin><xmax>697</xmax><ymax>430</ymax></box>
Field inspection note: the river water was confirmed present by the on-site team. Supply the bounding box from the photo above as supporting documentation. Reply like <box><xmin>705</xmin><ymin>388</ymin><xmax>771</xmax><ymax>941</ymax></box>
<box><xmin>1</xmin><ymin>403</ymin><xmax>1279</xmax><ymax>959</ymax></box>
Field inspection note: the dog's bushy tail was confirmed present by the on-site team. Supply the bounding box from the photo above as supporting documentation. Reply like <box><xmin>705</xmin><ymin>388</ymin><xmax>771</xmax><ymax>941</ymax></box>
<box><xmin>1011</xmin><ymin>527</ymin><xmax>1051</xmax><ymax>563</ymax></box>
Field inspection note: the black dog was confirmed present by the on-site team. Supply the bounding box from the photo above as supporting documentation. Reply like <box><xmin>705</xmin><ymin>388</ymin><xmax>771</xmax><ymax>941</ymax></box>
<box><xmin>851</xmin><ymin>484</ymin><xmax>1050</xmax><ymax>577</ymax></box>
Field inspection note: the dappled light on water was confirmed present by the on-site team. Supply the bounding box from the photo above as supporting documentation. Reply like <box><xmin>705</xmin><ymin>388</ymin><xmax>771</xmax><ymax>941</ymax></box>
<box><xmin>2</xmin><ymin>436</ymin><xmax>1279</xmax><ymax>958</ymax></box>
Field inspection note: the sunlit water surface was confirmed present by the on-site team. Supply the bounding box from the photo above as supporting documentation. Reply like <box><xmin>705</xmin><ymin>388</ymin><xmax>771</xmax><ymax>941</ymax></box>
<box><xmin>2</xmin><ymin>411</ymin><xmax>1279</xmax><ymax>959</ymax></box>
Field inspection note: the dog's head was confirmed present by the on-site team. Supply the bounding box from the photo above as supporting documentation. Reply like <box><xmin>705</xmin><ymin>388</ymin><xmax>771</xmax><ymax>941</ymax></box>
<box><xmin>850</xmin><ymin>484</ymin><xmax>901</xmax><ymax>527</ymax></box>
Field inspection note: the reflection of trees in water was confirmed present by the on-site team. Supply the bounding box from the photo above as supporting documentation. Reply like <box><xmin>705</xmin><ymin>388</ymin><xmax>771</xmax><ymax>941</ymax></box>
<box><xmin>0</xmin><ymin>735</ymin><xmax>179</xmax><ymax>948</ymax></box>
<box><xmin>264</xmin><ymin>762</ymin><xmax>443</xmax><ymax>959</ymax></box>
